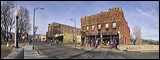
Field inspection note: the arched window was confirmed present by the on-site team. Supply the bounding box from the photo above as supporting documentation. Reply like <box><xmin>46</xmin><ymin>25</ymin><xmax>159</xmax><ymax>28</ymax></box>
<box><xmin>86</xmin><ymin>26</ymin><xmax>89</xmax><ymax>32</ymax></box>
<box><xmin>92</xmin><ymin>25</ymin><xmax>94</xmax><ymax>32</ymax></box>
<box><xmin>98</xmin><ymin>24</ymin><xmax>101</xmax><ymax>29</ymax></box>
<box><xmin>106</xmin><ymin>23</ymin><xmax>109</xmax><ymax>31</ymax></box>
<box><xmin>112</xmin><ymin>22</ymin><xmax>116</xmax><ymax>30</ymax></box>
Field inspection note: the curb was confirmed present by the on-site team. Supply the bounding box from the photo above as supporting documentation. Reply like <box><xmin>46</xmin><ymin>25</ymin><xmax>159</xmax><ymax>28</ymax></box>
<box><xmin>34</xmin><ymin>45</ymin><xmax>44</xmax><ymax>56</ymax></box>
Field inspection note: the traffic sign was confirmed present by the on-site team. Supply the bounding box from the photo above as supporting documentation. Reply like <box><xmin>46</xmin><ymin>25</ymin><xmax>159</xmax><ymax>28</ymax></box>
<box><xmin>34</xmin><ymin>26</ymin><xmax>38</xmax><ymax>33</ymax></box>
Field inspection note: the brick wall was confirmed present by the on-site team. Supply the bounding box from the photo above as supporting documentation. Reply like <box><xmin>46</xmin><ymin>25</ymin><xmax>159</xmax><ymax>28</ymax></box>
<box><xmin>81</xmin><ymin>6</ymin><xmax>130</xmax><ymax>45</ymax></box>
<box><xmin>47</xmin><ymin>22</ymin><xmax>81</xmax><ymax>37</ymax></box>
<box><xmin>117</xmin><ymin>45</ymin><xmax>159</xmax><ymax>51</ymax></box>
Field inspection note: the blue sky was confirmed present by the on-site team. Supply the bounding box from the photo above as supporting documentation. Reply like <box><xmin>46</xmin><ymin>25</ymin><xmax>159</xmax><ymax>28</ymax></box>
<box><xmin>11</xmin><ymin>1</ymin><xmax>159</xmax><ymax>40</ymax></box>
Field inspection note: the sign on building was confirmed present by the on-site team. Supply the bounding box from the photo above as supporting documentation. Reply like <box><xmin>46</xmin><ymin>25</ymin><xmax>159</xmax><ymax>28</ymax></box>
<box><xmin>54</xmin><ymin>23</ymin><xmax>61</xmax><ymax>28</ymax></box>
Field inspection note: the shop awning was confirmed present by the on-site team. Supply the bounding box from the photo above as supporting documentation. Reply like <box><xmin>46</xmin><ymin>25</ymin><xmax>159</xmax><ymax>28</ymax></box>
<box><xmin>102</xmin><ymin>32</ymin><xmax>118</xmax><ymax>35</ymax></box>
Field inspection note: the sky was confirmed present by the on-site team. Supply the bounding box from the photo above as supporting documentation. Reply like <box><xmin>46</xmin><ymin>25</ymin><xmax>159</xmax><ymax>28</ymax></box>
<box><xmin>10</xmin><ymin>1</ymin><xmax>159</xmax><ymax>40</ymax></box>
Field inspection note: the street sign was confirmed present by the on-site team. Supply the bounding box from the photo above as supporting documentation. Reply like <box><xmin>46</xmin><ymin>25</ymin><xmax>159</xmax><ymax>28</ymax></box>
<box><xmin>34</xmin><ymin>26</ymin><xmax>38</xmax><ymax>33</ymax></box>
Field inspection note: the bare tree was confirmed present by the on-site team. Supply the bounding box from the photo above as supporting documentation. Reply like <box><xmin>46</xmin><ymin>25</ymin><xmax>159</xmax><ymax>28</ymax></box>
<box><xmin>133</xmin><ymin>25</ymin><xmax>142</xmax><ymax>45</ymax></box>
<box><xmin>130</xmin><ymin>33</ymin><xmax>135</xmax><ymax>45</ymax></box>
<box><xmin>18</xmin><ymin>6</ymin><xmax>31</xmax><ymax>41</ymax></box>
<box><xmin>1</xmin><ymin>1</ymin><xmax>15</xmax><ymax>42</ymax></box>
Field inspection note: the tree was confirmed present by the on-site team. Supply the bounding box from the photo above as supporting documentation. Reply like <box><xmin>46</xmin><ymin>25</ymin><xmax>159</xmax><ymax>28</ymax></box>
<box><xmin>18</xmin><ymin>6</ymin><xmax>31</xmax><ymax>41</ymax></box>
<box><xmin>1</xmin><ymin>1</ymin><xmax>15</xmax><ymax>42</ymax></box>
<box><xmin>133</xmin><ymin>25</ymin><xmax>142</xmax><ymax>45</ymax></box>
<box><xmin>130</xmin><ymin>33</ymin><xmax>135</xmax><ymax>45</ymax></box>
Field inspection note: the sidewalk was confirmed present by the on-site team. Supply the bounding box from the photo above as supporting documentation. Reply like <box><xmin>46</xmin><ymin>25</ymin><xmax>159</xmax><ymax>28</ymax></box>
<box><xmin>23</xmin><ymin>43</ymin><xmax>52</xmax><ymax>59</ymax></box>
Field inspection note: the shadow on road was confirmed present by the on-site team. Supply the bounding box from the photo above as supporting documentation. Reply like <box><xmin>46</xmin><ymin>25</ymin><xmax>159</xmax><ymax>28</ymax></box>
<box><xmin>65</xmin><ymin>48</ymin><xmax>96</xmax><ymax>59</ymax></box>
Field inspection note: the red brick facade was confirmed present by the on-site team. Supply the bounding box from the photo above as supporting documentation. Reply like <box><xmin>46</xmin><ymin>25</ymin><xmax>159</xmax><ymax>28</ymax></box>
<box><xmin>46</xmin><ymin>22</ymin><xmax>81</xmax><ymax>37</ymax></box>
<box><xmin>81</xmin><ymin>6</ymin><xmax>130</xmax><ymax>45</ymax></box>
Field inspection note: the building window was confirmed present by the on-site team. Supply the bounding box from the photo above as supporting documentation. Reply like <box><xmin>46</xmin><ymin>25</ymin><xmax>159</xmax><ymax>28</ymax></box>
<box><xmin>70</xmin><ymin>28</ymin><xmax>72</xmax><ymax>34</ymax></box>
<box><xmin>66</xmin><ymin>28</ymin><xmax>68</xmax><ymax>33</ymax></box>
<box><xmin>106</xmin><ymin>23</ymin><xmax>109</xmax><ymax>31</ymax></box>
<box><xmin>86</xmin><ymin>26</ymin><xmax>89</xmax><ymax>32</ymax></box>
<box><xmin>61</xmin><ymin>28</ymin><xmax>63</xmax><ymax>33</ymax></box>
<box><xmin>82</xmin><ymin>26</ymin><xmax>84</xmax><ymax>31</ymax></box>
<box><xmin>92</xmin><ymin>25</ymin><xmax>94</xmax><ymax>32</ymax></box>
<box><xmin>71</xmin><ymin>29</ymin><xmax>73</xmax><ymax>34</ymax></box>
<box><xmin>112</xmin><ymin>22</ymin><xmax>116</xmax><ymax>30</ymax></box>
<box><xmin>98</xmin><ymin>24</ymin><xmax>101</xmax><ymax>31</ymax></box>
<box><xmin>98</xmin><ymin>24</ymin><xmax>101</xmax><ymax>29</ymax></box>
<box><xmin>78</xmin><ymin>30</ymin><xmax>80</xmax><ymax>35</ymax></box>
<box><xmin>63</xmin><ymin>28</ymin><xmax>66</xmax><ymax>32</ymax></box>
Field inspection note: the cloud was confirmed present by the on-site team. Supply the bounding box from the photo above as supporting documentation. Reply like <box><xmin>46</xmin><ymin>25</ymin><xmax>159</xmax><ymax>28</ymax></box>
<box><xmin>64</xmin><ymin>2</ymin><xmax>82</xmax><ymax>15</ymax></box>
<box><xmin>136</xmin><ymin>7</ymin><xmax>158</xmax><ymax>22</ymax></box>
<box><xmin>128</xmin><ymin>7</ymin><xmax>159</xmax><ymax>40</ymax></box>
<box><xmin>141</xmin><ymin>27</ymin><xmax>159</xmax><ymax>36</ymax></box>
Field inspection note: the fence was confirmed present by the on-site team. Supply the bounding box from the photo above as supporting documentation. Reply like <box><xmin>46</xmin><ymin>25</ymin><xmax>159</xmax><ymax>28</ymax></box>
<box><xmin>117</xmin><ymin>45</ymin><xmax>159</xmax><ymax>51</ymax></box>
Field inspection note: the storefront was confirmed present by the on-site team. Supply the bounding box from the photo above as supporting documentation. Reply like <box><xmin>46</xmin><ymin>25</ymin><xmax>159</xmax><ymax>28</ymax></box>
<box><xmin>84</xmin><ymin>32</ymin><xmax>119</xmax><ymax>48</ymax></box>
<box><xmin>102</xmin><ymin>32</ymin><xmax>119</xmax><ymax>48</ymax></box>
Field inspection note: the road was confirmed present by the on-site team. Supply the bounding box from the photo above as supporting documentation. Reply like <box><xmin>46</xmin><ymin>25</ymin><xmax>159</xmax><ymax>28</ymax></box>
<box><xmin>34</xmin><ymin>41</ymin><xmax>159</xmax><ymax>59</ymax></box>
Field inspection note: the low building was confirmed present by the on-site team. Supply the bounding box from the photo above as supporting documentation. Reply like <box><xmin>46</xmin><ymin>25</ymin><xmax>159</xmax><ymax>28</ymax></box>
<box><xmin>35</xmin><ymin>34</ymin><xmax>46</xmax><ymax>41</ymax></box>
<box><xmin>46</xmin><ymin>22</ymin><xmax>81</xmax><ymax>43</ymax></box>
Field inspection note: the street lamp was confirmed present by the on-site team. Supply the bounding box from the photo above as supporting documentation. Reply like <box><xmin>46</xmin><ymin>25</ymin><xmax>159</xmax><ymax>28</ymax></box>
<box><xmin>33</xmin><ymin>7</ymin><xmax>44</xmax><ymax>50</ymax></box>
<box><xmin>70</xmin><ymin>19</ymin><xmax>76</xmax><ymax>42</ymax></box>
<box><xmin>14</xmin><ymin>10</ymin><xmax>20</xmax><ymax>48</ymax></box>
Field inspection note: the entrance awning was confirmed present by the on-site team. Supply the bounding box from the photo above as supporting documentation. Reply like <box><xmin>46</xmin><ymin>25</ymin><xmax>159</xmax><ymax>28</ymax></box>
<box><xmin>86</xmin><ymin>33</ymin><xmax>98</xmax><ymax>36</ymax></box>
<box><xmin>102</xmin><ymin>32</ymin><xmax>118</xmax><ymax>35</ymax></box>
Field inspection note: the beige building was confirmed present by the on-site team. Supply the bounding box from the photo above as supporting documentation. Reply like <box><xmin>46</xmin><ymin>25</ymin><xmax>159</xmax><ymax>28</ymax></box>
<box><xmin>36</xmin><ymin>35</ymin><xmax>46</xmax><ymax>41</ymax></box>
<box><xmin>46</xmin><ymin>22</ymin><xmax>81</xmax><ymax>43</ymax></box>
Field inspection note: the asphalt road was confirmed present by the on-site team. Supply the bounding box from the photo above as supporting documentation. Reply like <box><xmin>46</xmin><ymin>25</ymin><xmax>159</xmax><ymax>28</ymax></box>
<box><xmin>35</xmin><ymin>41</ymin><xmax>159</xmax><ymax>59</ymax></box>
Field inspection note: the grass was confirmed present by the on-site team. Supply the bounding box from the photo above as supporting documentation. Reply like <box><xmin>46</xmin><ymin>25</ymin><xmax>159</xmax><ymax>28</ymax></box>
<box><xmin>1</xmin><ymin>46</ymin><xmax>13</xmax><ymax>50</ymax></box>
<box><xmin>1</xmin><ymin>41</ymin><xmax>27</xmax><ymax>45</ymax></box>
<box><xmin>1</xmin><ymin>46</ymin><xmax>14</xmax><ymax>59</ymax></box>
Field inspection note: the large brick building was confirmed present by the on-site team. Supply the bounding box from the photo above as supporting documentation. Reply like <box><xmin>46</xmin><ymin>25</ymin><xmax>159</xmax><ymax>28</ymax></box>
<box><xmin>46</xmin><ymin>22</ymin><xmax>81</xmax><ymax>42</ymax></box>
<box><xmin>81</xmin><ymin>6</ymin><xmax>130</xmax><ymax>46</ymax></box>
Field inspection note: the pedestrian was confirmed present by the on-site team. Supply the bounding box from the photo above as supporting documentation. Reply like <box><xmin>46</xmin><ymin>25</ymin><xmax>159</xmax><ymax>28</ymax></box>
<box><xmin>89</xmin><ymin>38</ymin><xmax>91</xmax><ymax>46</ymax></box>
<box><xmin>95</xmin><ymin>38</ymin><xmax>99</xmax><ymax>48</ymax></box>
<box><xmin>114</xmin><ymin>38</ymin><xmax>117</xmax><ymax>49</ymax></box>
<box><xmin>29</xmin><ymin>40</ymin><xmax>32</xmax><ymax>45</ymax></box>
<box><xmin>110</xmin><ymin>39</ymin><xmax>114</xmax><ymax>49</ymax></box>
<box><xmin>91</xmin><ymin>37</ymin><xmax>94</xmax><ymax>47</ymax></box>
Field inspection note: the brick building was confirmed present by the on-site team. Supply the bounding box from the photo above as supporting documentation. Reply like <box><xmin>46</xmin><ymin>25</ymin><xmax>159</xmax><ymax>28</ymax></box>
<box><xmin>10</xmin><ymin>33</ymin><xmax>28</xmax><ymax>41</ymax></box>
<box><xmin>46</xmin><ymin>22</ymin><xmax>81</xmax><ymax>42</ymax></box>
<box><xmin>81</xmin><ymin>6</ymin><xmax>130</xmax><ymax>46</ymax></box>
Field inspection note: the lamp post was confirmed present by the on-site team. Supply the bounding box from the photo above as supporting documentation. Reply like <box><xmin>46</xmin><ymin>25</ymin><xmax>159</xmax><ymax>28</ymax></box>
<box><xmin>33</xmin><ymin>7</ymin><xmax>44</xmax><ymax>50</ymax></box>
<box><xmin>14</xmin><ymin>10</ymin><xmax>20</xmax><ymax>48</ymax></box>
<box><xmin>70</xmin><ymin>19</ymin><xmax>76</xmax><ymax>42</ymax></box>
